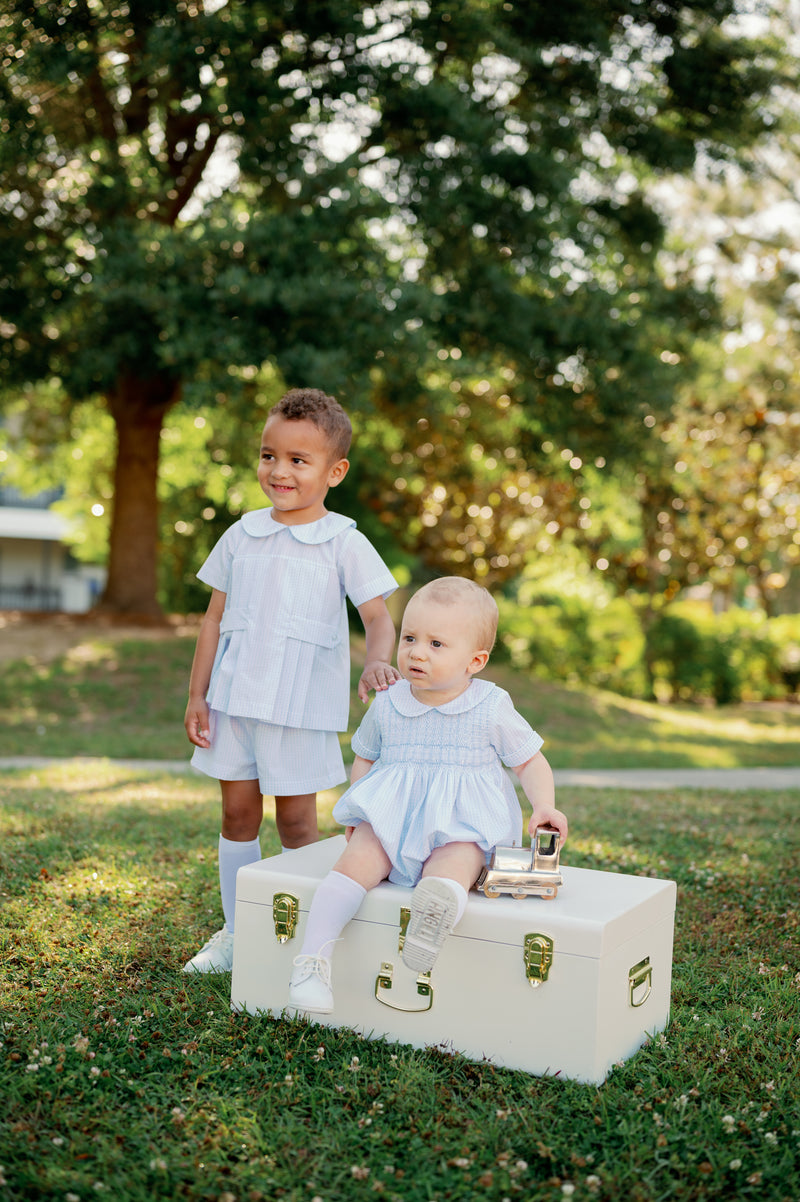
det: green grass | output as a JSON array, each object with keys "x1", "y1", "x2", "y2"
[
  {"x1": 1, "y1": 634, "x2": 800, "y2": 767},
  {"x1": 1, "y1": 763, "x2": 799, "y2": 1201}
]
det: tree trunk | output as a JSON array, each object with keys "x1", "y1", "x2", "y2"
[{"x1": 96, "y1": 376, "x2": 181, "y2": 619}]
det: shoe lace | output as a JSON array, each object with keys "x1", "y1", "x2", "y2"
[
  {"x1": 292, "y1": 952, "x2": 333, "y2": 985},
  {"x1": 203, "y1": 927, "x2": 232, "y2": 951}
]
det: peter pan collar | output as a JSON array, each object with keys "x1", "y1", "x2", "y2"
[
  {"x1": 240, "y1": 508, "x2": 356, "y2": 544},
  {"x1": 388, "y1": 677, "x2": 494, "y2": 717}
]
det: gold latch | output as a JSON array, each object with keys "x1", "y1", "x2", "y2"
[
  {"x1": 375, "y1": 961, "x2": 434, "y2": 1012},
  {"x1": 272, "y1": 892, "x2": 299, "y2": 943},
  {"x1": 524, "y1": 932, "x2": 554, "y2": 988},
  {"x1": 629, "y1": 956, "x2": 653, "y2": 1008}
]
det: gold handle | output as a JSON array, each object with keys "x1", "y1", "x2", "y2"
[
  {"x1": 629, "y1": 956, "x2": 653, "y2": 1007},
  {"x1": 374, "y1": 961, "x2": 434, "y2": 1013}
]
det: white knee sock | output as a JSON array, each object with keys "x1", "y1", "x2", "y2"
[
  {"x1": 423, "y1": 877, "x2": 469, "y2": 925},
  {"x1": 300, "y1": 870, "x2": 367, "y2": 957},
  {"x1": 218, "y1": 834, "x2": 262, "y2": 934}
]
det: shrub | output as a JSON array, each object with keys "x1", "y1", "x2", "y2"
[
  {"x1": 499, "y1": 587, "x2": 800, "y2": 704},
  {"x1": 497, "y1": 590, "x2": 646, "y2": 697}
]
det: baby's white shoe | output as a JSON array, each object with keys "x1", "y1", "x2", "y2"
[
  {"x1": 289, "y1": 953, "x2": 334, "y2": 1014},
  {"x1": 402, "y1": 878, "x2": 459, "y2": 972}
]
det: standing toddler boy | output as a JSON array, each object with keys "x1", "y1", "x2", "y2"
[{"x1": 183, "y1": 388, "x2": 399, "y2": 972}]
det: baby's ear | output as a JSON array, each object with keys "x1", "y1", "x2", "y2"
[{"x1": 469, "y1": 649, "x2": 490, "y2": 675}]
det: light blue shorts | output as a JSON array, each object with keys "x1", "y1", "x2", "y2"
[{"x1": 191, "y1": 709, "x2": 346, "y2": 795}]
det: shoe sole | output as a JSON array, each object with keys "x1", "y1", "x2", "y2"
[
  {"x1": 182, "y1": 961, "x2": 233, "y2": 974},
  {"x1": 402, "y1": 878, "x2": 458, "y2": 972},
  {"x1": 288, "y1": 998, "x2": 334, "y2": 1015},
  {"x1": 288, "y1": 985, "x2": 334, "y2": 1014}
]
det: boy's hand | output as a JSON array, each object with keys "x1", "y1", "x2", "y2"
[
  {"x1": 358, "y1": 661, "x2": 401, "y2": 703},
  {"x1": 185, "y1": 698, "x2": 212, "y2": 748},
  {"x1": 527, "y1": 806, "x2": 569, "y2": 846}
]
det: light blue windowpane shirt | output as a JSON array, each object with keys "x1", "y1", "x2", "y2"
[{"x1": 198, "y1": 509, "x2": 398, "y2": 732}]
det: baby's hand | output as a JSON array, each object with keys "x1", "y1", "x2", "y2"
[
  {"x1": 528, "y1": 806, "x2": 569, "y2": 846},
  {"x1": 358, "y1": 661, "x2": 401, "y2": 703}
]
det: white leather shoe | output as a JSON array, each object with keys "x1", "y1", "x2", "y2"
[
  {"x1": 182, "y1": 925, "x2": 234, "y2": 974},
  {"x1": 402, "y1": 879, "x2": 458, "y2": 972},
  {"x1": 288, "y1": 954, "x2": 334, "y2": 1014}
]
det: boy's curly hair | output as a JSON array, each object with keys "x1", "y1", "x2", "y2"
[{"x1": 269, "y1": 388, "x2": 352, "y2": 461}]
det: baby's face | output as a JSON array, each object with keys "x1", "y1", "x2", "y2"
[{"x1": 398, "y1": 596, "x2": 487, "y2": 703}]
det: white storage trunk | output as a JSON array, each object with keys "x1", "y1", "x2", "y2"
[{"x1": 231, "y1": 836, "x2": 677, "y2": 1085}]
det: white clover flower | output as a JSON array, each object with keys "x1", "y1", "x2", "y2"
[
  {"x1": 722, "y1": 1115, "x2": 736, "y2": 1133},
  {"x1": 729, "y1": 1159, "x2": 742, "y2": 1170}
]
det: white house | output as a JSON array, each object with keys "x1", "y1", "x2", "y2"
[{"x1": 0, "y1": 489, "x2": 105, "y2": 612}]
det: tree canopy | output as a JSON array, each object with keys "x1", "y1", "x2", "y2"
[{"x1": 0, "y1": 0, "x2": 779, "y2": 614}]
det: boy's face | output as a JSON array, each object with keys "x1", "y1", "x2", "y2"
[
  {"x1": 258, "y1": 415, "x2": 349, "y2": 525},
  {"x1": 397, "y1": 595, "x2": 489, "y2": 707}
]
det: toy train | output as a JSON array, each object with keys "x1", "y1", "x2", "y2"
[{"x1": 475, "y1": 826, "x2": 564, "y2": 900}]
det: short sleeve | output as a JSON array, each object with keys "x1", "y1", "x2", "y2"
[
  {"x1": 196, "y1": 522, "x2": 241, "y2": 594},
  {"x1": 490, "y1": 689, "x2": 544, "y2": 768},
  {"x1": 338, "y1": 529, "x2": 398, "y2": 608},
  {"x1": 350, "y1": 693, "x2": 385, "y2": 761}
]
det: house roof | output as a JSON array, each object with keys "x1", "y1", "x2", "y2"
[{"x1": 0, "y1": 506, "x2": 69, "y2": 541}]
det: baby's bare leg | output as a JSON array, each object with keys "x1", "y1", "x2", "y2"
[
  {"x1": 333, "y1": 822, "x2": 393, "y2": 890},
  {"x1": 421, "y1": 841, "x2": 485, "y2": 892}
]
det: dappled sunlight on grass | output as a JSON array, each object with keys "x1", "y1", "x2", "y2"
[{"x1": 2, "y1": 762, "x2": 799, "y2": 1202}]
